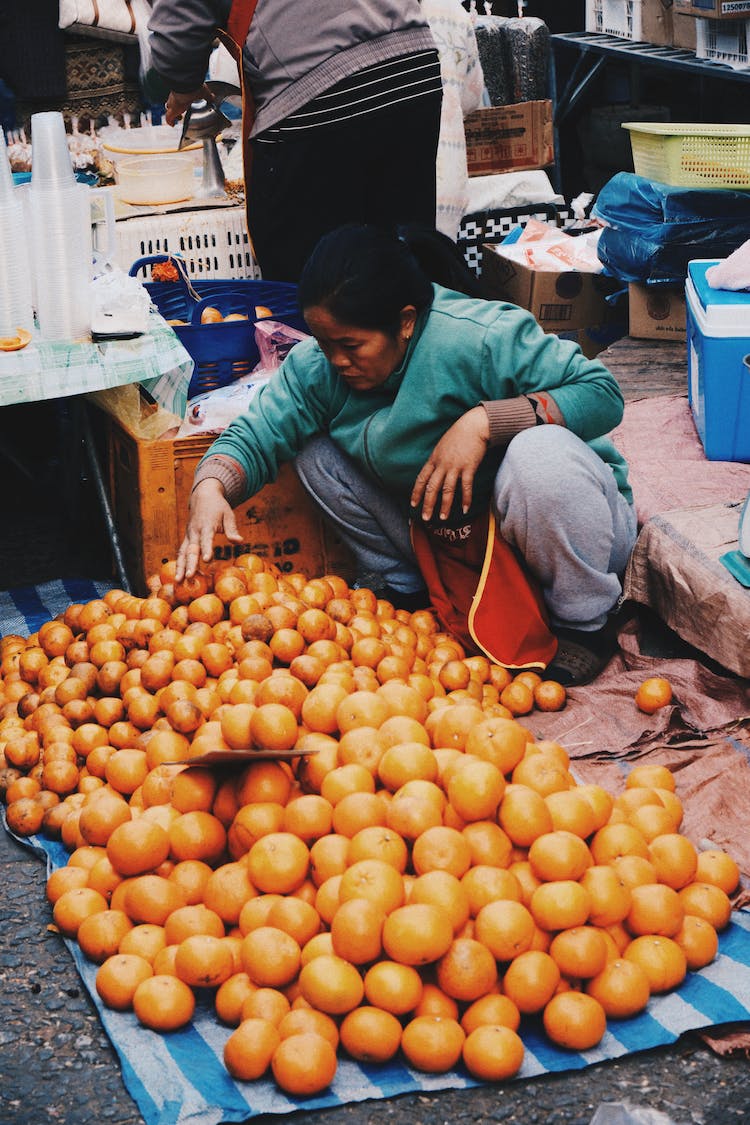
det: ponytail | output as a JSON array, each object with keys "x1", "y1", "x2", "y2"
[{"x1": 298, "y1": 223, "x2": 480, "y2": 337}]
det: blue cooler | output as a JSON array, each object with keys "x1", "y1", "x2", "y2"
[{"x1": 686, "y1": 259, "x2": 750, "y2": 462}]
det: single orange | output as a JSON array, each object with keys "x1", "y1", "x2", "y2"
[
  {"x1": 674, "y1": 914, "x2": 719, "y2": 971},
  {"x1": 95, "y1": 953, "x2": 153, "y2": 1010},
  {"x1": 624, "y1": 934, "x2": 687, "y2": 992},
  {"x1": 460, "y1": 993, "x2": 521, "y2": 1035},
  {"x1": 462, "y1": 1024, "x2": 525, "y2": 1081},
  {"x1": 586, "y1": 957, "x2": 651, "y2": 1018},
  {"x1": 677, "y1": 882, "x2": 732, "y2": 930},
  {"x1": 549, "y1": 926, "x2": 609, "y2": 980},
  {"x1": 174, "y1": 934, "x2": 234, "y2": 988},
  {"x1": 339, "y1": 1006, "x2": 403, "y2": 1063},
  {"x1": 435, "y1": 936, "x2": 498, "y2": 1002},
  {"x1": 362, "y1": 959, "x2": 423, "y2": 1015},
  {"x1": 330, "y1": 897, "x2": 385, "y2": 965},
  {"x1": 694, "y1": 849, "x2": 741, "y2": 895},
  {"x1": 297, "y1": 954, "x2": 365, "y2": 1015},
  {"x1": 400, "y1": 1015, "x2": 465, "y2": 1073},
  {"x1": 474, "y1": 899, "x2": 536, "y2": 962},
  {"x1": 382, "y1": 902, "x2": 454, "y2": 966},
  {"x1": 543, "y1": 990, "x2": 607, "y2": 1050},
  {"x1": 133, "y1": 974, "x2": 195, "y2": 1030},
  {"x1": 271, "y1": 1032, "x2": 338, "y2": 1096},
  {"x1": 634, "y1": 677, "x2": 673, "y2": 714},
  {"x1": 224, "y1": 1017, "x2": 281, "y2": 1080},
  {"x1": 626, "y1": 883, "x2": 684, "y2": 937}
]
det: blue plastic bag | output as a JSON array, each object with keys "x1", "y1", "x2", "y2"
[{"x1": 592, "y1": 172, "x2": 750, "y2": 284}]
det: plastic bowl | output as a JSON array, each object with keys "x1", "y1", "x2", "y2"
[
  {"x1": 116, "y1": 155, "x2": 195, "y2": 206},
  {"x1": 101, "y1": 124, "x2": 201, "y2": 160}
]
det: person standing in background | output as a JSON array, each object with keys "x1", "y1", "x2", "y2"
[
  {"x1": 147, "y1": 0, "x2": 443, "y2": 282},
  {"x1": 423, "y1": 0, "x2": 486, "y2": 240}
]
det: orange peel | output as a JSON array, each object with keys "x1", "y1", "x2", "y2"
[{"x1": 0, "y1": 328, "x2": 32, "y2": 352}]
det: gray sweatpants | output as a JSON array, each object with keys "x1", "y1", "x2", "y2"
[{"x1": 294, "y1": 426, "x2": 637, "y2": 632}]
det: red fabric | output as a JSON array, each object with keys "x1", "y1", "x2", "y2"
[
  {"x1": 225, "y1": 0, "x2": 258, "y2": 47},
  {"x1": 411, "y1": 512, "x2": 557, "y2": 670}
]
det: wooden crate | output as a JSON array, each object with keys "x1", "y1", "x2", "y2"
[{"x1": 102, "y1": 410, "x2": 354, "y2": 593}]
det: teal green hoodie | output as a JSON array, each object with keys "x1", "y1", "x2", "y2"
[{"x1": 204, "y1": 284, "x2": 632, "y2": 523}]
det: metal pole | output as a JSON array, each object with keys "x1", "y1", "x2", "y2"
[{"x1": 80, "y1": 405, "x2": 132, "y2": 593}]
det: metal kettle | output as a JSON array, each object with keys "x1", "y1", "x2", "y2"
[{"x1": 178, "y1": 81, "x2": 241, "y2": 199}]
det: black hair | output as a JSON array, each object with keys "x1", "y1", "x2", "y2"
[{"x1": 297, "y1": 223, "x2": 481, "y2": 337}]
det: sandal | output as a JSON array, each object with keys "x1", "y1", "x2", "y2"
[{"x1": 545, "y1": 624, "x2": 620, "y2": 687}]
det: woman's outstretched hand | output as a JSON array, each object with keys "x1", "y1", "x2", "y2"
[
  {"x1": 175, "y1": 479, "x2": 243, "y2": 581},
  {"x1": 410, "y1": 405, "x2": 489, "y2": 523}
]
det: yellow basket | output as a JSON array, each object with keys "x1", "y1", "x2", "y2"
[{"x1": 623, "y1": 122, "x2": 750, "y2": 190}]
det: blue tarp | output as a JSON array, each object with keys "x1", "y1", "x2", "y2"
[{"x1": 593, "y1": 172, "x2": 750, "y2": 285}]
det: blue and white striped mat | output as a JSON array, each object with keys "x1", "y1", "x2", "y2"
[
  {"x1": 0, "y1": 578, "x2": 112, "y2": 639},
  {"x1": 15, "y1": 831, "x2": 750, "y2": 1125}
]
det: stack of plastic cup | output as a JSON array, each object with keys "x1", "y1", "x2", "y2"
[
  {"x1": 0, "y1": 130, "x2": 34, "y2": 336},
  {"x1": 28, "y1": 112, "x2": 93, "y2": 341}
]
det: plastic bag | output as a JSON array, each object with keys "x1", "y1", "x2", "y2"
[
  {"x1": 592, "y1": 172, "x2": 750, "y2": 285},
  {"x1": 253, "y1": 319, "x2": 309, "y2": 374},
  {"x1": 90, "y1": 269, "x2": 152, "y2": 337},
  {"x1": 176, "y1": 373, "x2": 272, "y2": 438},
  {"x1": 588, "y1": 1102, "x2": 680, "y2": 1125},
  {"x1": 706, "y1": 237, "x2": 750, "y2": 290},
  {"x1": 498, "y1": 217, "x2": 604, "y2": 273}
]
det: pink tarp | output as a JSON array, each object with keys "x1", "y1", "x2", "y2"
[{"x1": 611, "y1": 394, "x2": 750, "y2": 525}]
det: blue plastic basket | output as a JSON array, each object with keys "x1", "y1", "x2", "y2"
[{"x1": 129, "y1": 254, "x2": 306, "y2": 398}]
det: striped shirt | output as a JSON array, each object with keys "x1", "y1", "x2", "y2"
[{"x1": 256, "y1": 49, "x2": 442, "y2": 141}]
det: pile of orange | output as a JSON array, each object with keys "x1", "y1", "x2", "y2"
[{"x1": 0, "y1": 556, "x2": 741, "y2": 1098}]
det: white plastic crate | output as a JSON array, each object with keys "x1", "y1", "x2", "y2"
[
  {"x1": 696, "y1": 17, "x2": 750, "y2": 68},
  {"x1": 585, "y1": 0, "x2": 645, "y2": 40},
  {"x1": 114, "y1": 207, "x2": 260, "y2": 278}
]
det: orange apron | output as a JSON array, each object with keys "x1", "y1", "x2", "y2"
[
  {"x1": 218, "y1": 0, "x2": 259, "y2": 255},
  {"x1": 411, "y1": 512, "x2": 558, "y2": 671}
]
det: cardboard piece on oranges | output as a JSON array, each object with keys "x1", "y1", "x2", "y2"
[{"x1": 176, "y1": 747, "x2": 318, "y2": 766}]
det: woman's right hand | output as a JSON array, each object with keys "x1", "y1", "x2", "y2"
[
  {"x1": 175, "y1": 479, "x2": 243, "y2": 581},
  {"x1": 164, "y1": 87, "x2": 206, "y2": 127}
]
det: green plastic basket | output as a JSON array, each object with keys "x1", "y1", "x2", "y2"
[{"x1": 623, "y1": 122, "x2": 750, "y2": 189}]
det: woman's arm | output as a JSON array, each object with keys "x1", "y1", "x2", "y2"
[
  {"x1": 148, "y1": 0, "x2": 231, "y2": 96},
  {"x1": 482, "y1": 309, "x2": 625, "y2": 441},
  {"x1": 175, "y1": 467, "x2": 244, "y2": 581},
  {"x1": 411, "y1": 306, "x2": 623, "y2": 522},
  {"x1": 175, "y1": 341, "x2": 342, "y2": 575}
]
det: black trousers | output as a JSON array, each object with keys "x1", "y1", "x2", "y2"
[{"x1": 246, "y1": 90, "x2": 443, "y2": 283}]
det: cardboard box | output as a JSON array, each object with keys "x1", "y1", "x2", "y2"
[
  {"x1": 640, "y1": 0, "x2": 678, "y2": 44},
  {"x1": 464, "y1": 101, "x2": 554, "y2": 177},
  {"x1": 101, "y1": 410, "x2": 354, "y2": 592},
  {"x1": 629, "y1": 282, "x2": 687, "y2": 341},
  {"x1": 480, "y1": 242, "x2": 623, "y2": 344},
  {"x1": 672, "y1": 11, "x2": 698, "y2": 48},
  {"x1": 674, "y1": 0, "x2": 750, "y2": 18}
]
